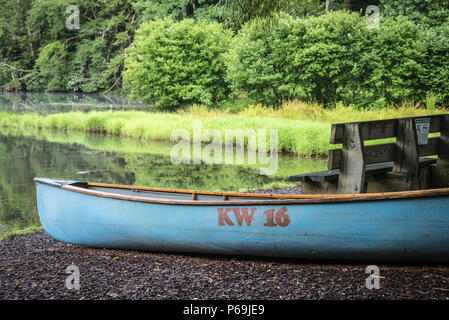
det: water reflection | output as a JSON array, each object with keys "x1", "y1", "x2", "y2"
[
  {"x1": 0, "y1": 133, "x2": 137, "y2": 235},
  {"x1": 0, "y1": 91, "x2": 147, "y2": 115},
  {"x1": 0, "y1": 92, "x2": 327, "y2": 238},
  {"x1": 0, "y1": 131, "x2": 327, "y2": 237}
]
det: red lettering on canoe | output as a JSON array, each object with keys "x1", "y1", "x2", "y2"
[
  {"x1": 275, "y1": 207, "x2": 290, "y2": 227},
  {"x1": 264, "y1": 207, "x2": 290, "y2": 227},
  {"x1": 263, "y1": 209, "x2": 277, "y2": 227},
  {"x1": 218, "y1": 208, "x2": 234, "y2": 226},
  {"x1": 218, "y1": 207, "x2": 289, "y2": 227},
  {"x1": 234, "y1": 207, "x2": 257, "y2": 226}
]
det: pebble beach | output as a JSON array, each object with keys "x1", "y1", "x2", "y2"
[{"x1": 1, "y1": 231, "x2": 449, "y2": 300}]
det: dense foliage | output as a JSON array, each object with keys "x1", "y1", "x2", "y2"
[
  {"x1": 0, "y1": 0, "x2": 139, "y2": 92},
  {"x1": 0, "y1": 0, "x2": 219, "y2": 92},
  {"x1": 381, "y1": 0, "x2": 449, "y2": 26},
  {"x1": 1, "y1": 0, "x2": 449, "y2": 109},
  {"x1": 226, "y1": 11, "x2": 432, "y2": 108},
  {"x1": 216, "y1": 0, "x2": 316, "y2": 28},
  {"x1": 366, "y1": 17, "x2": 427, "y2": 107},
  {"x1": 423, "y1": 22, "x2": 449, "y2": 104},
  {"x1": 123, "y1": 18, "x2": 232, "y2": 108},
  {"x1": 226, "y1": 12, "x2": 372, "y2": 106}
]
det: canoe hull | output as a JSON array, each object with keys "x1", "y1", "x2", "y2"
[{"x1": 36, "y1": 181, "x2": 449, "y2": 262}]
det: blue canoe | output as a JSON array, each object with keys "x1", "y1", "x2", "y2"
[{"x1": 34, "y1": 177, "x2": 449, "y2": 262}]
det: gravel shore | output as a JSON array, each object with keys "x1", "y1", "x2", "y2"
[{"x1": 1, "y1": 230, "x2": 449, "y2": 300}]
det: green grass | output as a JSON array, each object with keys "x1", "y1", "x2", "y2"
[
  {"x1": 0, "y1": 100, "x2": 446, "y2": 157},
  {"x1": 0, "y1": 224, "x2": 43, "y2": 241},
  {"x1": 0, "y1": 111, "x2": 331, "y2": 157}
]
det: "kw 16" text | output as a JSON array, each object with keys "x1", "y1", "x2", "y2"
[{"x1": 217, "y1": 207, "x2": 290, "y2": 227}]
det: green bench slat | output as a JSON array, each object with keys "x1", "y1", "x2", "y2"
[{"x1": 289, "y1": 158, "x2": 437, "y2": 183}]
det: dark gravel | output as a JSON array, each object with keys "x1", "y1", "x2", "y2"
[
  {"x1": 247, "y1": 185, "x2": 303, "y2": 196},
  {"x1": 1, "y1": 230, "x2": 449, "y2": 300}
]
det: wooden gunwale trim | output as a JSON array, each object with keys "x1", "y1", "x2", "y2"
[
  {"x1": 58, "y1": 183, "x2": 449, "y2": 206},
  {"x1": 86, "y1": 181, "x2": 310, "y2": 199}
]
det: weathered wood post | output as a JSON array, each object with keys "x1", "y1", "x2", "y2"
[
  {"x1": 337, "y1": 123, "x2": 366, "y2": 194},
  {"x1": 392, "y1": 118, "x2": 420, "y2": 190},
  {"x1": 437, "y1": 115, "x2": 449, "y2": 187}
]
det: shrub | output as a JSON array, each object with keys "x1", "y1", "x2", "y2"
[
  {"x1": 364, "y1": 16, "x2": 428, "y2": 108},
  {"x1": 227, "y1": 11, "x2": 429, "y2": 109},
  {"x1": 123, "y1": 18, "x2": 232, "y2": 109},
  {"x1": 227, "y1": 11, "x2": 374, "y2": 107},
  {"x1": 422, "y1": 23, "x2": 449, "y2": 105},
  {"x1": 381, "y1": 0, "x2": 449, "y2": 27}
]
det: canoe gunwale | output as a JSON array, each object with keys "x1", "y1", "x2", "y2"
[{"x1": 34, "y1": 177, "x2": 449, "y2": 206}]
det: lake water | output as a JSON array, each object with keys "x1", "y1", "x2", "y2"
[
  {"x1": 0, "y1": 92, "x2": 327, "y2": 237},
  {"x1": 0, "y1": 91, "x2": 147, "y2": 115}
]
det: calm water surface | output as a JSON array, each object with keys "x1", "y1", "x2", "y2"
[
  {"x1": 0, "y1": 91, "x2": 147, "y2": 114},
  {"x1": 0, "y1": 92, "x2": 326, "y2": 237}
]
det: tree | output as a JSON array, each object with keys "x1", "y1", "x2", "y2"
[
  {"x1": 0, "y1": 0, "x2": 33, "y2": 89},
  {"x1": 217, "y1": 0, "x2": 316, "y2": 27},
  {"x1": 131, "y1": 0, "x2": 219, "y2": 23},
  {"x1": 0, "y1": 0, "x2": 142, "y2": 92},
  {"x1": 381, "y1": 0, "x2": 449, "y2": 26}
]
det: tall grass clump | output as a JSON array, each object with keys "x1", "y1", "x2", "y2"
[
  {"x1": 105, "y1": 118, "x2": 125, "y2": 136},
  {"x1": 0, "y1": 224, "x2": 42, "y2": 241},
  {"x1": 238, "y1": 100, "x2": 446, "y2": 123},
  {"x1": 425, "y1": 93, "x2": 439, "y2": 111},
  {"x1": 0, "y1": 110, "x2": 331, "y2": 157},
  {"x1": 85, "y1": 114, "x2": 107, "y2": 133}
]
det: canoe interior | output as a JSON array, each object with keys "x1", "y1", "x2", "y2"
[
  {"x1": 34, "y1": 178, "x2": 289, "y2": 202},
  {"x1": 88, "y1": 185, "x2": 277, "y2": 202},
  {"x1": 33, "y1": 177, "x2": 449, "y2": 205}
]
